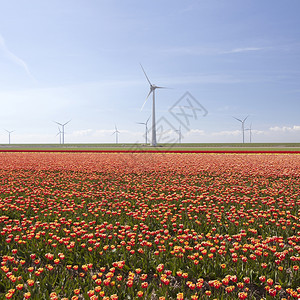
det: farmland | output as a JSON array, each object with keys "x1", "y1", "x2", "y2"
[
  {"x1": 0, "y1": 152, "x2": 299, "y2": 299},
  {"x1": 1, "y1": 143, "x2": 300, "y2": 152}
]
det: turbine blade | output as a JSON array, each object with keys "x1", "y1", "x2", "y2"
[
  {"x1": 233, "y1": 117, "x2": 242, "y2": 123},
  {"x1": 63, "y1": 119, "x2": 71, "y2": 126},
  {"x1": 243, "y1": 115, "x2": 249, "y2": 122},
  {"x1": 141, "y1": 90, "x2": 152, "y2": 111},
  {"x1": 140, "y1": 64, "x2": 152, "y2": 86},
  {"x1": 4, "y1": 129, "x2": 14, "y2": 133},
  {"x1": 146, "y1": 116, "x2": 150, "y2": 124},
  {"x1": 54, "y1": 121, "x2": 63, "y2": 126}
]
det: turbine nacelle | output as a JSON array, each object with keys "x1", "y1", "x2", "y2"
[
  {"x1": 150, "y1": 84, "x2": 164, "y2": 91},
  {"x1": 233, "y1": 116, "x2": 248, "y2": 124}
]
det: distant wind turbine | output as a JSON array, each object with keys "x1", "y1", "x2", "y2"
[
  {"x1": 54, "y1": 120, "x2": 71, "y2": 144},
  {"x1": 175, "y1": 125, "x2": 182, "y2": 144},
  {"x1": 140, "y1": 64, "x2": 168, "y2": 147},
  {"x1": 112, "y1": 125, "x2": 120, "y2": 144},
  {"x1": 233, "y1": 116, "x2": 249, "y2": 144},
  {"x1": 137, "y1": 116, "x2": 150, "y2": 144},
  {"x1": 56, "y1": 126, "x2": 62, "y2": 144},
  {"x1": 245, "y1": 123, "x2": 253, "y2": 143},
  {"x1": 4, "y1": 129, "x2": 14, "y2": 144}
]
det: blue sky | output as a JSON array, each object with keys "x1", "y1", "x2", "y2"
[{"x1": 0, "y1": 0, "x2": 299, "y2": 144}]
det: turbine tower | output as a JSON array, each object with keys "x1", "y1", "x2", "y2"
[
  {"x1": 112, "y1": 125, "x2": 120, "y2": 144},
  {"x1": 233, "y1": 116, "x2": 248, "y2": 144},
  {"x1": 54, "y1": 120, "x2": 71, "y2": 144},
  {"x1": 140, "y1": 64, "x2": 167, "y2": 147},
  {"x1": 137, "y1": 116, "x2": 150, "y2": 144},
  {"x1": 4, "y1": 129, "x2": 14, "y2": 144},
  {"x1": 175, "y1": 125, "x2": 182, "y2": 144}
]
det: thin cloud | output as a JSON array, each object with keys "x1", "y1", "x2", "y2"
[
  {"x1": 250, "y1": 129, "x2": 265, "y2": 135},
  {"x1": 161, "y1": 46, "x2": 264, "y2": 56},
  {"x1": 212, "y1": 130, "x2": 241, "y2": 136},
  {"x1": 270, "y1": 125, "x2": 300, "y2": 132},
  {"x1": 0, "y1": 34, "x2": 36, "y2": 81},
  {"x1": 163, "y1": 74, "x2": 242, "y2": 85},
  {"x1": 180, "y1": 3, "x2": 200, "y2": 13},
  {"x1": 161, "y1": 46, "x2": 217, "y2": 56},
  {"x1": 223, "y1": 47, "x2": 263, "y2": 54},
  {"x1": 187, "y1": 129, "x2": 205, "y2": 135},
  {"x1": 72, "y1": 129, "x2": 93, "y2": 137}
]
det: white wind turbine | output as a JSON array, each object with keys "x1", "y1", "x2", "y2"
[
  {"x1": 140, "y1": 64, "x2": 167, "y2": 147},
  {"x1": 56, "y1": 126, "x2": 62, "y2": 144},
  {"x1": 54, "y1": 120, "x2": 71, "y2": 144},
  {"x1": 137, "y1": 116, "x2": 150, "y2": 145},
  {"x1": 112, "y1": 125, "x2": 120, "y2": 144},
  {"x1": 233, "y1": 116, "x2": 249, "y2": 144},
  {"x1": 4, "y1": 129, "x2": 14, "y2": 144}
]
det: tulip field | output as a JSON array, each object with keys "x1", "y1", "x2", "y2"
[{"x1": 0, "y1": 152, "x2": 299, "y2": 300}]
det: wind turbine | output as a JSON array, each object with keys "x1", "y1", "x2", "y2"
[
  {"x1": 233, "y1": 116, "x2": 248, "y2": 144},
  {"x1": 4, "y1": 129, "x2": 14, "y2": 144},
  {"x1": 54, "y1": 120, "x2": 71, "y2": 144},
  {"x1": 140, "y1": 64, "x2": 167, "y2": 147},
  {"x1": 112, "y1": 125, "x2": 120, "y2": 144},
  {"x1": 245, "y1": 123, "x2": 253, "y2": 143},
  {"x1": 137, "y1": 116, "x2": 150, "y2": 144},
  {"x1": 56, "y1": 126, "x2": 62, "y2": 144},
  {"x1": 175, "y1": 125, "x2": 182, "y2": 144}
]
